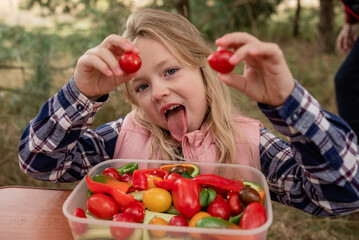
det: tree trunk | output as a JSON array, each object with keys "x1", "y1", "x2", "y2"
[
  {"x1": 293, "y1": 0, "x2": 301, "y2": 36},
  {"x1": 174, "y1": 0, "x2": 190, "y2": 20},
  {"x1": 318, "y1": 0, "x2": 335, "y2": 54}
]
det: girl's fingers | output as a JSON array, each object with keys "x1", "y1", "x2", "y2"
[
  {"x1": 100, "y1": 34, "x2": 139, "y2": 55},
  {"x1": 216, "y1": 32, "x2": 259, "y2": 50},
  {"x1": 217, "y1": 72, "x2": 246, "y2": 92},
  {"x1": 229, "y1": 42, "x2": 283, "y2": 66},
  {"x1": 87, "y1": 47, "x2": 123, "y2": 76},
  {"x1": 216, "y1": 33, "x2": 281, "y2": 66},
  {"x1": 246, "y1": 42, "x2": 284, "y2": 64},
  {"x1": 80, "y1": 54, "x2": 115, "y2": 77},
  {"x1": 228, "y1": 43, "x2": 258, "y2": 65}
]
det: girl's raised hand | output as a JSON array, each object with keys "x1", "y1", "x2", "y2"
[
  {"x1": 215, "y1": 32, "x2": 295, "y2": 107},
  {"x1": 74, "y1": 34, "x2": 140, "y2": 100}
]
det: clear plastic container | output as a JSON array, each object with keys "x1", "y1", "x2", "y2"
[{"x1": 63, "y1": 159, "x2": 273, "y2": 240}]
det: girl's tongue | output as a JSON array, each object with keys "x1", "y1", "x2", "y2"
[{"x1": 166, "y1": 106, "x2": 188, "y2": 142}]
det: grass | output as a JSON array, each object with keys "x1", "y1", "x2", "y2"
[{"x1": 270, "y1": 203, "x2": 359, "y2": 240}]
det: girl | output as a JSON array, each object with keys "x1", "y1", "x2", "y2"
[{"x1": 19, "y1": 8, "x2": 359, "y2": 216}]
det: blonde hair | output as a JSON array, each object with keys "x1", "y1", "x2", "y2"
[{"x1": 122, "y1": 8, "x2": 247, "y2": 164}]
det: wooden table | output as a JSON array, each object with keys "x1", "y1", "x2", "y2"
[{"x1": 0, "y1": 186, "x2": 74, "y2": 240}]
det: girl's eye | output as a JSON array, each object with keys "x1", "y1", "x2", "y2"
[
  {"x1": 165, "y1": 68, "x2": 178, "y2": 76},
  {"x1": 136, "y1": 84, "x2": 149, "y2": 92}
]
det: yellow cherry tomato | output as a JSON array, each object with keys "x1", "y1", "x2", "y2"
[
  {"x1": 143, "y1": 188, "x2": 172, "y2": 212},
  {"x1": 147, "y1": 176, "x2": 163, "y2": 189},
  {"x1": 149, "y1": 217, "x2": 168, "y2": 238}
]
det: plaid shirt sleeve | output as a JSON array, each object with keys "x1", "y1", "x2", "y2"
[
  {"x1": 258, "y1": 80, "x2": 359, "y2": 216},
  {"x1": 18, "y1": 77, "x2": 123, "y2": 182}
]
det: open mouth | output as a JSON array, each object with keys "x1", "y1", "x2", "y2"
[
  {"x1": 162, "y1": 104, "x2": 188, "y2": 142},
  {"x1": 164, "y1": 105, "x2": 183, "y2": 118}
]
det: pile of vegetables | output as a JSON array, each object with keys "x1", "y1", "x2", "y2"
[{"x1": 72, "y1": 162, "x2": 267, "y2": 239}]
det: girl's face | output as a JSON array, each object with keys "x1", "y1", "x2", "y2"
[{"x1": 130, "y1": 37, "x2": 208, "y2": 142}]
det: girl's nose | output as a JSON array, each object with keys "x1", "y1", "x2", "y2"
[{"x1": 152, "y1": 83, "x2": 170, "y2": 102}]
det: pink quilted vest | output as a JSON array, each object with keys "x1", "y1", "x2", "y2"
[{"x1": 113, "y1": 111, "x2": 262, "y2": 170}]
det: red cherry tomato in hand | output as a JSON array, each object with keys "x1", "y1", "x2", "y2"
[
  {"x1": 86, "y1": 193, "x2": 119, "y2": 219},
  {"x1": 208, "y1": 50, "x2": 235, "y2": 73},
  {"x1": 110, "y1": 212, "x2": 136, "y2": 240},
  {"x1": 72, "y1": 208, "x2": 87, "y2": 235},
  {"x1": 122, "y1": 200, "x2": 145, "y2": 223},
  {"x1": 102, "y1": 167, "x2": 121, "y2": 181},
  {"x1": 119, "y1": 52, "x2": 142, "y2": 73}
]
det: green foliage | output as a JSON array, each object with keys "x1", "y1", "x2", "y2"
[
  {"x1": 20, "y1": 0, "x2": 77, "y2": 15},
  {"x1": 258, "y1": 7, "x2": 321, "y2": 42},
  {"x1": 145, "y1": 0, "x2": 283, "y2": 40},
  {"x1": 191, "y1": 0, "x2": 283, "y2": 39}
]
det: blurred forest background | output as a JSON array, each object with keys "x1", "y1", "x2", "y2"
[{"x1": 1, "y1": 0, "x2": 359, "y2": 239}]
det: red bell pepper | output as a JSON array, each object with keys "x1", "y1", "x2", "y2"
[
  {"x1": 172, "y1": 178, "x2": 201, "y2": 219},
  {"x1": 153, "y1": 179, "x2": 173, "y2": 191},
  {"x1": 206, "y1": 195, "x2": 231, "y2": 221},
  {"x1": 239, "y1": 202, "x2": 267, "y2": 229},
  {"x1": 86, "y1": 175, "x2": 134, "y2": 207},
  {"x1": 139, "y1": 168, "x2": 169, "y2": 179},
  {"x1": 165, "y1": 172, "x2": 182, "y2": 181},
  {"x1": 92, "y1": 174, "x2": 130, "y2": 193},
  {"x1": 131, "y1": 169, "x2": 148, "y2": 191},
  {"x1": 193, "y1": 174, "x2": 244, "y2": 193},
  {"x1": 154, "y1": 173, "x2": 182, "y2": 191},
  {"x1": 102, "y1": 167, "x2": 121, "y2": 181}
]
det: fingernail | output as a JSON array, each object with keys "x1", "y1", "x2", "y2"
[
  {"x1": 115, "y1": 67, "x2": 122, "y2": 75},
  {"x1": 215, "y1": 38, "x2": 223, "y2": 45},
  {"x1": 106, "y1": 69, "x2": 113, "y2": 76},
  {"x1": 124, "y1": 42, "x2": 132, "y2": 50},
  {"x1": 229, "y1": 54, "x2": 238, "y2": 63},
  {"x1": 249, "y1": 48, "x2": 259, "y2": 54}
]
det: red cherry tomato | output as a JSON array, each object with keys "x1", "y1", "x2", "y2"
[
  {"x1": 206, "y1": 194, "x2": 231, "y2": 220},
  {"x1": 102, "y1": 167, "x2": 121, "y2": 181},
  {"x1": 169, "y1": 215, "x2": 188, "y2": 226},
  {"x1": 122, "y1": 200, "x2": 145, "y2": 223},
  {"x1": 119, "y1": 52, "x2": 142, "y2": 73},
  {"x1": 227, "y1": 191, "x2": 243, "y2": 215},
  {"x1": 165, "y1": 173, "x2": 182, "y2": 182},
  {"x1": 72, "y1": 208, "x2": 87, "y2": 235},
  {"x1": 110, "y1": 212, "x2": 136, "y2": 240},
  {"x1": 208, "y1": 49, "x2": 235, "y2": 73},
  {"x1": 86, "y1": 193, "x2": 119, "y2": 219},
  {"x1": 169, "y1": 215, "x2": 188, "y2": 237}
]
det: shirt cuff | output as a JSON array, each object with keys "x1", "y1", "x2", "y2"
[
  {"x1": 57, "y1": 76, "x2": 109, "y2": 122},
  {"x1": 258, "y1": 80, "x2": 321, "y2": 138}
]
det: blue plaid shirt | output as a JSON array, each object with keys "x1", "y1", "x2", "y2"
[{"x1": 18, "y1": 77, "x2": 359, "y2": 216}]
